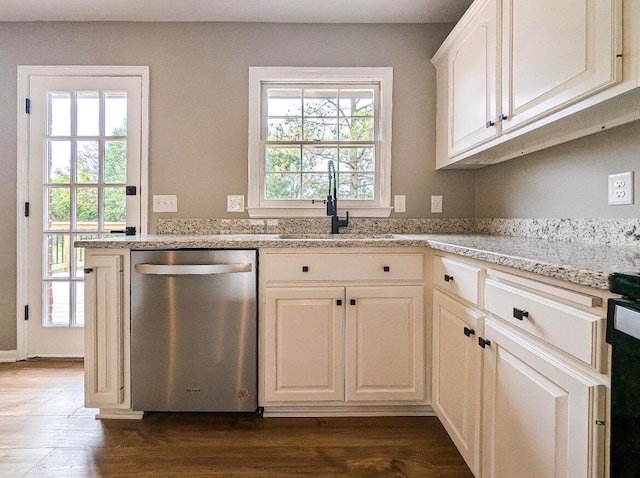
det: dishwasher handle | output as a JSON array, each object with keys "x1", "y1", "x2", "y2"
[{"x1": 134, "y1": 263, "x2": 252, "y2": 275}]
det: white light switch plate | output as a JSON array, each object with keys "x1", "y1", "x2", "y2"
[
  {"x1": 394, "y1": 195, "x2": 406, "y2": 213},
  {"x1": 153, "y1": 195, "x2": 178, "y2": 212},
  {"x1": 227, "y1": 195, "x2": 245, "y2": 212},
  {"x1": 431, "y1": 195, "x2": 443, "y2": 213}
]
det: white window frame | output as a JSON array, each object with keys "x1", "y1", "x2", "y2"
[{"x1": 248, "y1": 67, "x2": 393, "y2": 218}]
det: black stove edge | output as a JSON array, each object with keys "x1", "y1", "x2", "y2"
[{"x1": 609, "y1": 272, "x2": 640, "y2": 300}]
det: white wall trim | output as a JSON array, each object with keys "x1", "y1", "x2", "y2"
[
  {"x1": 16, "y1": 65, "x2": 149, "y2": 361},
  {"x1": 262, "y1": 405, "x2": 435, "y2": 417},
  {"x1": 246, "y1": 206, "x2": 393, "y2": 218},
  {"x1": 0, "y1": 350, "x2": 18, "y2": 363},
  {"x1": 16, "y1": 66, "x2": 30, "y2": 361}
]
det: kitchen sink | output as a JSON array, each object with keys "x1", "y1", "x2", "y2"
[{"x1": 277, "y1": 233, "x2": 396, "y2": 240}]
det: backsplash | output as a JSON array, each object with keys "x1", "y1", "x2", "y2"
[
  {"x1": 156, "y1": 217, "x2": 640, "y2": 247},
  {"x1": 475, "y1": 218, "x2": 640, "y2": 247}
]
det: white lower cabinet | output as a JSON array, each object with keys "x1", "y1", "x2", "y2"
[
  {"x1": 345, "y1": 286, "x2": 425, "y2": 402},
  {"x1": 431, "y1": 253, "x2": 609, "y2": 477},
  {"x1": 261, "y1": 249, "x2": 427, "y2": 413},
  {"x1": 432, "y1": 289, "x2": 483, "y2": 475},
  {"x1": 83, "y1": 249, "x2": 133, "y2": 414},
  {"x1": 264, "y1": 285, "x2": 425, "y2": 405},
  {"x1": 480, "y1": 319, "x2": 606, "y2": 478},
  {"x1": 264, "y1": 287, "x2": 345, "y2": 402}
]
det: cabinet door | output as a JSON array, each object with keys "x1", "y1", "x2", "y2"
[
  {"x1": 345, "y1": 286, "x2": 425, "y2": 402},
  {"x1": 501, "y1": 0, "x2": 619, "y2": 133},
  {"x1": 447, "y1": 0, "x2": 499, "y2": 156},
  {"x1": 84, "y1": 253, "x2": 125, "y2": 408},
  {"x1": 264, "y1": 287, "x2": 344, "y2": 402},
  {"x1": 432, "y1": 291, "x2": 483, "y2": 475},
  {"x1": 481, "y1": 319, "x2": 606, "y2": 478}
]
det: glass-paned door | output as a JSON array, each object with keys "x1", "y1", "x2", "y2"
[{"x1": 28, "y1": 76, "x2": 142, "y2": 357}]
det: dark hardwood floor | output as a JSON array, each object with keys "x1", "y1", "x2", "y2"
[{"x1": 0, "y1": 361, "x2": 473, "y2": 477}]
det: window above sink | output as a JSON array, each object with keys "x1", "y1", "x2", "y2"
[{"x1": 247, "y1": 67, "x2": 393, "y2": 218}]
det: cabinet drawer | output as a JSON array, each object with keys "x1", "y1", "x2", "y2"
[
  {"x1": 262, "y1": 252, "x2": 424, "y2": 283},
  {"x1": 433, "y1": 256, "x2": 482, "y2": 305},
  {"x1": 484, "y1": 278, "x2": 606, "y2": 371}
]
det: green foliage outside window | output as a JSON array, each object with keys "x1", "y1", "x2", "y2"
[
  {"x1": 264, "y1": 88, "x2": 376, "y2": 201},
  {"x1": 49, "y1": 123, "x2": 127, "y2": 225}
]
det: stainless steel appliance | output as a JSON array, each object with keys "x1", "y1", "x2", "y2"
[
  {"x1": 130, "y1": 249, "x2": 257, "y2": 412},
  {"x1": 606, "y1": 272, "x2": 640, "y2": 477}
]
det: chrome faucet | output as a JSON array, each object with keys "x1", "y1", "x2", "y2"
[{"x1": 327, "y1": 160, "x2": 349, "y2": 234}]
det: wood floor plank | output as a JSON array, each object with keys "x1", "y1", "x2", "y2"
[
  {"x1": 0, "y1": 362, "x2": 473, "y2": 477},
  {"x1": 0, "y1": 448, "x2": 54, "y2": 477}
]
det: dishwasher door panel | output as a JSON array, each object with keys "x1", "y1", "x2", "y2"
[{"x1": 130, "y1": 249, "x2": 257, "y2": 412}]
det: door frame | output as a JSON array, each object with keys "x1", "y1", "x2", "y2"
[{"x1": 16, "y1": 65, "x2": 149, "y2": 361}]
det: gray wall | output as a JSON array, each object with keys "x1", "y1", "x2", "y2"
[
  {"x1": 0, "y1": 21, "x2": 476, "y2": 351},
  {"x1": 476, "y1": 120, "x2": 640, "y2": 218},
  {"x1": 3, "y1": 21, "x2": 638, "y2": 353}
]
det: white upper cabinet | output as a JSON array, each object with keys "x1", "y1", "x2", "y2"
[
  {"x1": 500, "y1": 0, "x2": 619, "y2": 133},
  {"x1": 432, "y1": 0, "x2": 639, "y2": 169},
  {"x1": 448, "y1": 0, "x2": 499, "y2": 156}
]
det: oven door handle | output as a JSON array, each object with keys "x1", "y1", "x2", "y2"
[{"x1": 134, "y1": 263, "x2": 252, "y2": 275}]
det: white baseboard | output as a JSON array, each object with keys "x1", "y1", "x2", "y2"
[
  {"x1": 96, "y1": 409, "x2": 145, "y2": 420},
  {"x1": 262, "y1": 404, "x2": 435, "y2": 418},
  {"x1": 0, "y1": 350, "x2": 18, "y2": 362},
  {"x1": 27, "y1": 354, "x2": 84, "y2": 360}
]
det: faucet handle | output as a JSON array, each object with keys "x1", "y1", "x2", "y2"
[{"x1": 326, "y1": 196, "x2": 335, "y2": 216}]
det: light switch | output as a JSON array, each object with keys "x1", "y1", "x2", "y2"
[
  {"x1": 153, "y1": 195, "x2": 177, "y2": 213},
  {"x1": 431, "y1": 195, "x2": 443, "y2": 213},
  {"x1": 394, "y1": 195, "x2": 406, "y2": 213},
  {"x1": 227, "y1": 195, "x2": 245, "y2": 212}
]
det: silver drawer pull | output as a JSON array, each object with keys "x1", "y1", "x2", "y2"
[{"x1": 134, "y1": 263, "x2": 252, "y2": 275}]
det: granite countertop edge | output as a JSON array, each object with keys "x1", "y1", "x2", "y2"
[{"x1": 75, "y1": 234, "x2": 640, "y2": 291}]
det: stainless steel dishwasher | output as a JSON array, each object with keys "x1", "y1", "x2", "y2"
[{"x1": 130, "y1": 249, "x2": 257, "y2": 412}]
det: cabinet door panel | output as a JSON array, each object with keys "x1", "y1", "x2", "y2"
[
  {"x1": 432, "y1": 291, "x2": 482, "y2": 475},
  {"x1": 264, "y1": 287, "x2": 344, "y2": 402},
  {"x1": 482, "y1": 319, "x2": 606, "y2": 478},
  {"x1": 448, "y1": 0, "x2": 499, "y2": 156},
  {"x1": 345, "y1": 286, "x2": 425, "y2": 402},
  {"x1": 84, "y1": 253, "x2": 124, "y2": 408},
  {"x1": 502, "y1": 0, "x2": 619, "y2": 132}
]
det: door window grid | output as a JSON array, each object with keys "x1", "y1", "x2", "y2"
[{"x1": 42, "y1": 90, "x2": 127, "y2": 327}]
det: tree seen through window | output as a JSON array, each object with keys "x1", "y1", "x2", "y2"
[
  {"x1": 264, "y1": 87, "x2": 376, "y2": 201},
  {"x1": 49, "y1": 121, "x2": 127, "y2": 226}
]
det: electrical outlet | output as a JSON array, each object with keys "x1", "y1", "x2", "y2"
[
  {"x1": 608, "y1": 172, "x2": 634, "y2": 205},
  {"x1": 431, "y1": 195, "x2": 443, "y2": 213},
  {"x1": 394, "y1": 195, "x2": 406, "y2": 213},
  {"x1": 153, "y1": 195, "x2": 177, "y2": 212},
  {"x1": 227, "y1": 195, "x2": 245, "y2": 212}
]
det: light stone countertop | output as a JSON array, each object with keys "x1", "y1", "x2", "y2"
[{"x1": 75, "y1": 233, "x2": 640, "y2": 290}]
